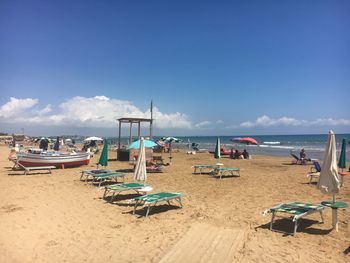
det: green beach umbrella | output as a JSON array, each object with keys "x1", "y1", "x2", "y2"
[
  {"x1": 214, "y1": 137, "x2": 221, "y2": 159},
  {"x1": 97, "y1": 139, "x2": 108, "y2": 167},
  {"x1": 338, "y1": 139, "x2": 346, "y2": 171}
]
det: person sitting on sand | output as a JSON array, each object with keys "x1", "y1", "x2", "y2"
[
  {"x1": 231, "y1": 149, "x2": 242, "y2": 159},
  {"x1": 242, "y1": 149, "x2": 249, "y2": 159},
  {"x1": 230, "y1": 148, "x2": 234, "y2": 159}
]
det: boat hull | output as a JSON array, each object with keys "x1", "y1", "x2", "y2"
[{"x1": 17, "y1": 152, "x2": 90, "y2": 168}]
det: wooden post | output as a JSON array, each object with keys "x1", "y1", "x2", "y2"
[
  {"x1": 138, "y1": 122, "x2": 141, "y2": 139},
  {"x1": 129, "y1": 122, "x2": 133, "y2": 144},
  {"x1": 150, "y1": 100, "x2": 153, "y2": 139},
  {"x1": 118, "y1": 121, "x2": 121, "y2": 150}
]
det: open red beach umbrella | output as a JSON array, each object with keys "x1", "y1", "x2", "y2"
[{"x1": 241, "y1": 137, "x2": 258, "y2": 145}]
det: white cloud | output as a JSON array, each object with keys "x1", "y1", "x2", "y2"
[
  {"x1": 0, "y1": 96, "x2": 192, "y2": 129},
  {"x1": 240, "y1": 115, "x2": 350, "y2": 128},
  {"x1": 151, "y1": 108, "x2": 192, "y2": 129},
  {"x1": 194, "y1": 120, "x2": 211, "y2": 128},
  {"x1": 0, "y1": 97, "x2": 38, "y2": 118},
  {"x1": 310, "y1": 118, "x2": 350, "y2": 126},
  {"x1": 36, "y1": 104, "x2": 52, "y2": 115},
  {"x1": 216, "y1": 120, "x2": 224, "y2": 124}
]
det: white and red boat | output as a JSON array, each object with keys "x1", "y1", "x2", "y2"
[{"x1": 16, "y1": 151, "x2": 90, "y2": 168}]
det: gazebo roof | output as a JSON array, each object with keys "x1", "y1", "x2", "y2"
[{"x1": 117, "y1": 117, "x2": 152, "y2": 123}]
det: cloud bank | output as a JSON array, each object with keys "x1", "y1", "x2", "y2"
[
  {"x1": 0, "y1": 96, "x2": 192, "y2": 129},
  {"x1": 1, "y1": 98, "x2": 349, "y2": 134},
  {"x1": 239, "y1": 115, "x2": 350, "y2": 128}
]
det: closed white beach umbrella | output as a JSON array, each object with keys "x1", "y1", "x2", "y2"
[
  {"x1": 134, "y1": 137, "x2": 147, "y2": 183},
  {"x1": 318, "y1": 130, "x2": 340, "y2": 195},
  {"x1": 318, "y1": 130, "x2": 347, "y2": 231}
]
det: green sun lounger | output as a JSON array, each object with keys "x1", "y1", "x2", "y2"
[
  {"x1": 133, "y1": 192, "x2": 184, "y2": 217},
  {"x1": 211, "y1": 167, "x2": 240, "y2": 179},
  {"x1": 81, "y1": 170, "x2": 125, "y2": 187},
  {"x1": 80, "y1": 169, "x2": 116, "y2": 181},
  {"x1": 263, "y1": 202, "x2": 325, "y2": 235},
  {"x1": 103, "y1": 182, "x2": 151, "y2": 202},
  {"x1": 192, "y1": 164, "x2": 222, "y2": 174}
]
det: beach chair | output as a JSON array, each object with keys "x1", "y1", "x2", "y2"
[
  {"x1": 80, "y1": 170, "x2": 126, "y2": 187},
  {"x1": 263, "y1": 202, "x2": 325, "y2": 236},
  {"x1": 192, "y1": 164, "x2": 223, "y2": 174},
  {"x1": 103, "y1": 182, "x2": 152, "y2": 202},
  {"x1": 307, "y1": 161, "x2": 321, "y2": 183},
  {"x1": 146, "y1": 165, "x2": 164, "y2": 173},
  {"x1": 80, "y1": 169, "x2": 115, "y2": 181},
  {"x1": 290, "y1": 153, "x2": 304, "y2": 165},
  {"x1": 8, "y1": 156, "x2": 56, "y2": 176},
  {"x1": 152, "y1": 155, "x2": 165, "y2": 165},
  {"x1": 211, "y1": 167, "x2": 240, "y2": 179},
  {"x1": 290, "y1": 153, "x2": 317, "y2": 165},
  {"x1": 133, "y1": 192, "x2": 184, "y2": 217}
]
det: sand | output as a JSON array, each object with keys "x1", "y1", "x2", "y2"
[{"x1": 0, "y1": 145, "x2": 349, "y2": 263}]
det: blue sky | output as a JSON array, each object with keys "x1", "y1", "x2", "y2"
[{"x1": 0, "y1": 0, "x2": 349, "y2": 136}]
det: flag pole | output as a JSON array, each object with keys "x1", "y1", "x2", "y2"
[{"x1": 150, "y1": 100, "x2": 153, "y2": 139}]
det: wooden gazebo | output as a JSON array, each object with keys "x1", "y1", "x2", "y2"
[{"x1": 116, "y1": 117, "x2": 153, "y2": 161}]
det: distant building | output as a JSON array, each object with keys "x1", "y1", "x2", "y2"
[
  {"x1": 0, "y1": 135, "x2": 13, "y2": 144},
  {"x1": 13, "y1": 134, "x2": 26, "y2": 141}
]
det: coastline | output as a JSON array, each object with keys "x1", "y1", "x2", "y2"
[{"x1": 0, "y1": 145, "x2": 349, "y2": 262}]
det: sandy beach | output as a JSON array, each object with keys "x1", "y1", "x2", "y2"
[{"x1": 0, "y1": 145, "x2": 349, "y2": 263}]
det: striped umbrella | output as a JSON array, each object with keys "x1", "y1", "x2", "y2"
[
  {"x1": 160, "y1": 137, "x2": 182, "y2": 143},
  {"x1": 160, "y1": 137, "x2": 182, "y2": 163}
]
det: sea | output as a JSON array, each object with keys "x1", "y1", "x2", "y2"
[{"x1": 106, "y1": 134, "x2": 350, "y2": 161}]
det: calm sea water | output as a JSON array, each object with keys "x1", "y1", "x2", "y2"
[{"x1": 107, "y1": 134, "x2": 350, "y2": 161}]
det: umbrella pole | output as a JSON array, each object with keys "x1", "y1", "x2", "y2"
[
  {"x1": 169, "y1": 142, "x2": 172, "y2": 164},
  {"x1": 331, "y1": 194, "x2": 338, "y2": 231},
  {"x1": 332, "y1": 208, "x2": 338, "y2": 231}
]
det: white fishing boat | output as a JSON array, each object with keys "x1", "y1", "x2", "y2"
[{"x1": 16, "y1": 151, "x2": 90, "y2": 168}]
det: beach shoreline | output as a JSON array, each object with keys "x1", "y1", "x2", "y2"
[{"x1": 0, "y1": 145, "x2": 349, "y2": 262}]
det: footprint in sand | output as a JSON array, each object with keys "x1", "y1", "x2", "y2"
[
  {"x1": 0, "y1": 204, "x2": 24, "y2": 213},
  {"x1": 46, "y1": 240, "x2": 59, "y2": 247}
]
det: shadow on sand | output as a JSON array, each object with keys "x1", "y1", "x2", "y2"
[{"x1": 256, "y1": 218, "x2": 332, "y2": 236}]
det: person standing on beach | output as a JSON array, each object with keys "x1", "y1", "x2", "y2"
[{"x1": 299, "y1": 148, "x2": 311, "y2": 164}]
